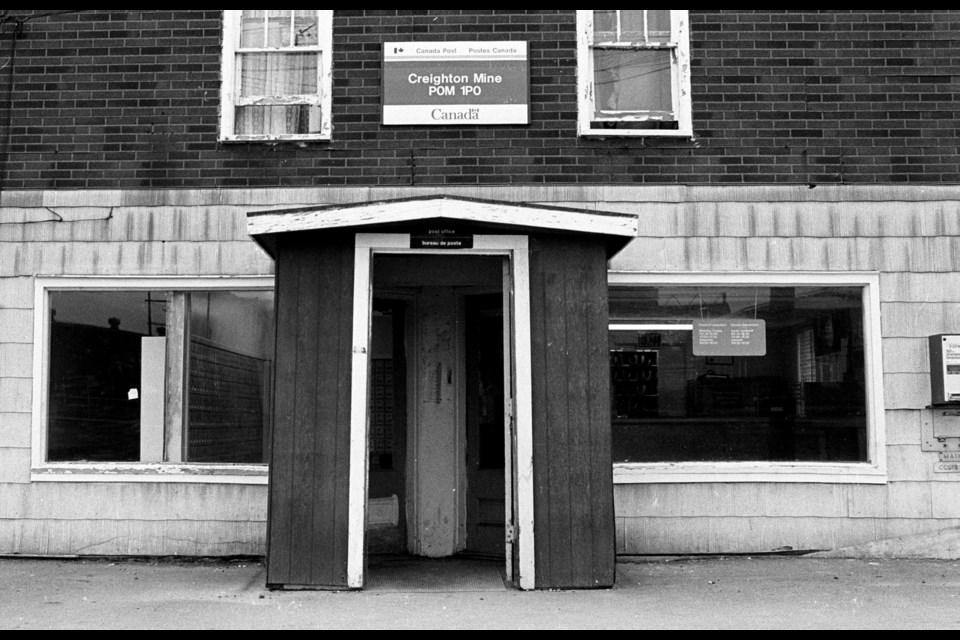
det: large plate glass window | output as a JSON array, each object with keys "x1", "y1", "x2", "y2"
[
  {"x1": 43, "y1": 286, "x2": 275, "y2": 466},
  {"x1": 577, "y1": 10, "x2": 692, "y2": 137},
  {"x1": 220, "y1": 10, "x2": 333, "y2": 141},
  {"x1": 609, "y1": 284, "x2": 873, "y2": 464}
]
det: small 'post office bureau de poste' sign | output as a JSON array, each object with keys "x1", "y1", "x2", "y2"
[
  {"x1": 410, "y1": 228, "x2": 474, "y2": 250},
  {"x1": 383, "y1": 41, "x2": 529, "y2": 126}
]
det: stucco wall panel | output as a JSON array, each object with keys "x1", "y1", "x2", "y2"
[{"x1": 0, "y1": 519, "x2": 266, "y2": 557}]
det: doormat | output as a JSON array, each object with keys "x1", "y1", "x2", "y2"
[{"x1": 365, "y1": 557, "x2": 508, "y2": 593}]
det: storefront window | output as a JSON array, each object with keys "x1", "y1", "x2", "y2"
[
  {"x1": 609, "y1": 285, "x2": 868, "y2": 464},
  {"x1": 46, "y1": 288, "x2": 275, "y2": 465},
  {"x1": 47, "y1": 291, "x2": 162, "y2": 462}
]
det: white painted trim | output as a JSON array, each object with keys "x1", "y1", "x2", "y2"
[
  {"x1": 348, "y1": 234, "x2": 535, "y2": 590},
  {"x1": 249, "y1": 198, "x2": 639, "y2": 239},
  {"x1": 608, "y1": 271, "x2": 888, "y2": 485},
  {"x1": 219, "y1": 10, "x2": 239, "y2": 142},
  {"x1": 347, "y1": 245, "x2": 373, "y2": 590},
  {"x1": 31, "y1": 282, "x2": 48, "y2": 472},
  {"x1": 509, "y1": 239, "x2": 536, "y2": 591},
  {"x1": 610, "y1": 271, "x2": 883, "y2": 287},
  {"x1": 863, "y1": 272, "x2": 889, "y2": 477},
  {"x1": 34, "y1": 276, "x2": 275, "y2": 291},
  {"x1": 577, "y1": 128, "x2": 695, "y2": 139},
  {"x1": 674, "y1": 10, "x2": 693, "y2": 139},
  {"x1": 31, "y1": 276, "x2": 275, "y2": 480},
  {"x1": 317, "y1": 9, "x2": 334, "y2": 140},
  {"x1": 613, "y1": 464, "x2": 887, "y2": 485},
  {"x1": 31, "y1": 466, "x2": 268, "y2": 485},
  {"x1": 576, "y1": 10, "x2": 592, "y2": 138}
]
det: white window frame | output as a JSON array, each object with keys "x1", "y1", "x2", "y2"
[
  {"x1": 607, "y1": 271, "x2": 888, "y2": 485},
  {"x1": 31, "y1": 277, "x2": 275, "y2": 484},
  {"x1": 577, "y1": 9, "x2": 692, "y2": 138},
  {"x1": 220, "y1": 10, "x2": 334, "y2": 142}
]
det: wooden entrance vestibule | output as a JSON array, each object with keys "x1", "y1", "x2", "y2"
[{"x1": 247, "y1": 196, "x2": 637, "y2": 591}]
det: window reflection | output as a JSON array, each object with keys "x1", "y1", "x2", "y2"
[
  {"x1": 47, "y1": 290, "x2": 275, "y2": 465},
  {"x1": 610, "y1": 286, "x2": 868, "y2": 463}
]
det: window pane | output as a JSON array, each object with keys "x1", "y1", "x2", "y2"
[
  {"x1": 293, "y1": 11, "x2": 319, "y2": 47},
  {"x1": 240, "y1": 10, "x2": 265, "y2": 49},
  {"x1": 620, "y1": 11, "x2": 646, "y2": 42},
  {"x1": 594, "y1": 10, "x2": 618, "y2": 42},
  {"x1": 610, "y1": 286, "x2": 868, "y2": 464},
  {"x1": 185, "y1": 291, "x2": 275, "y2": 464},
  {"x1": 594, "y1": 10, "x2": 671, "y2": 43},
  {"x1": 239, "y1": 53, "x2": 318, "y2": 97},
  {"x1": 241, "y1": 10, "x2": 310, "y2": 49},
  {"x1": 47, "y1": 291, "x2": 170, "y2": 462},
  {"x1": 266, "y1": 10, "x2": 292, "y2": 48},
  {"x1": 593, "y1": 49, "x2": 673, "y2": 118},
  {"x1": 647, "y1": 10, "x2": 672, "y2": 40},
  {"x1": 235, "y1": 104, "x2": 323, "y2": 137}
]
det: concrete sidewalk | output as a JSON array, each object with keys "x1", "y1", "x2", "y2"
[{"x1": 2, "y1": 555, "x2": 959, "y2": 629}]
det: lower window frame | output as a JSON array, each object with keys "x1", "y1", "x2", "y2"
[
  {"x1": 31, "y1": 276, "x2": 275, "y2": 485},
  {"x1": 607, "y1": 271, "x2": 888, "y2": 485}
]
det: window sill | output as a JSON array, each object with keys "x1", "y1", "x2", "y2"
[
  {"x1": 579, "y1": 128, "x2": 694, "y2": 139},
  {"x1": 31, "y1": 463, "x2": 269, "y2": 485},
  {"x1": 219, "y1": 134, "x2": 332, "y2": 144},
  {"x1": 613, "y1": 462, "x2": 887, "y2": 485}
]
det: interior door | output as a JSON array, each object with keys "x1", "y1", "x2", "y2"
[
  {"x1": 501, "y1": 259, "x2": 519, "y2": 583},
  {"x1": 465, "y1": 294, "x2": 506, "y2": 558}
]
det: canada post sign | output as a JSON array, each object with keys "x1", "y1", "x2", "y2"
[{"x1": 383, "y1": 41, "x2": 529, "y2": 126}]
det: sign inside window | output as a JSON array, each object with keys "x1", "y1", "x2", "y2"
[
  {"x1": 383, "y1": 41, "x2": 530, "y2": 125},
  {"x1": 692, "y1": 320, "x2": 767, "y2": 357}
]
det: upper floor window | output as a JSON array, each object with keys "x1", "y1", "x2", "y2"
[
  {"x1": 577, "y1": 10, "x2": 692, "y2": 137},
  {"x1": 220, "y1": 10, "x2": 333, "y2": 142}
]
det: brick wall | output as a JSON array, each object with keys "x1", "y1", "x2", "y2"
[{"x1": 0, "y1": 10, "x2": 958, "y2": 189}]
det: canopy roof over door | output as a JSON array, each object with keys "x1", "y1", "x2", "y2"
[{"x1": 247, "y1": 195, "x2": 639, "y2": 258}]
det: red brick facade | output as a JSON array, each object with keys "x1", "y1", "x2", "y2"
[{"x1": 0, "y1": 10, "x2": 958, "y2": 189}]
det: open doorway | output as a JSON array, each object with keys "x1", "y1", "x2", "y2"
[{"x1": 365, "y1": 255, "x2": 507, "y2": 588}]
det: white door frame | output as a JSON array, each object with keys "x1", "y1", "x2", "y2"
[{"x1": 347, "y1": 233, "x2": 536, "y2": 590}]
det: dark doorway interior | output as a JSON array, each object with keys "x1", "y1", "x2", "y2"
[
  {"x1": 366, "y1": 255, "x2": 507, "y2": 573},
  {"x1": 464, "y1": 293, "x2": 506, "y2": 558},
  {"x1": 365, "y1": 298, "x2": 409, "y2": 555}
]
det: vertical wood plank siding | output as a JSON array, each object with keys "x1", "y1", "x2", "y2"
[
  {"x1": 530, "y1": 235, "x2": 616, "y2": 589},
  {"x1": 267, "y1": 233, "x2": 355, "y2": 589}
]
